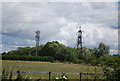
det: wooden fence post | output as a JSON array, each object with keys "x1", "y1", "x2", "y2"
[
  {"x1": 49, "y1": 72, "x2": 51, "y2": 81},
  {"x1": 79, "y1": 73, "x2": 82, "y2": 81}
]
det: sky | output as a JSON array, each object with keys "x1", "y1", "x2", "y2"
[{"x1": 1, "y1": 0, "x2": 119, "y2": 54}]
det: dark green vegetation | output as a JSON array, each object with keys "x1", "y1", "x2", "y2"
[
  {"x1": 103, "y1": 67, "x2": 120, "y2": 81},
  {"x1": 2, "y1": 41, "x2": 120, "y2": 80},
  {"x1": 2, "y1": 41, "x2": 120, "y2": 67}
]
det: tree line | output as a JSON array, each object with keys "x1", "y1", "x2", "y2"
[{"x1": 2, "y1": 41, "x2": 120, "y2": 67}]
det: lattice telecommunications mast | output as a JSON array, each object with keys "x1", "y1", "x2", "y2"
[
  {"x1": 35, "y1": 30, "x2": 40, "y2": 56},
  {"x1": 77, "y1": 26, "x2": 83, "y2": 53}
]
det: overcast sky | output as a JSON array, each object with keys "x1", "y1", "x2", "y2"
[{"x1": 1, "y1": 1, "x2": 119, "y2": 54}]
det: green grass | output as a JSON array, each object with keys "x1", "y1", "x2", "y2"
[{"x1": 2, "y1": 60, "x2": 103, "y2": 79}]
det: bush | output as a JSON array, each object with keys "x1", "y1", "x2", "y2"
[{"x1": 103, "y1": 67, "x2": 120, "y2": 81}]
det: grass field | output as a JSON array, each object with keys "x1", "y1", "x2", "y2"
[{"x1": 2, "y1": 60, "x2": 104, "y2": 79}]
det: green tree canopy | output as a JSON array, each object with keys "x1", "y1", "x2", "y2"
[{"x1": 94, "y1": 42, "x2": 110, "y2": 58}]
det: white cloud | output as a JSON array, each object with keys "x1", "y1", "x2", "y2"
[
  {"x1": 82, "y1": 23, "x2": 118, "y2": 49},
  {"x1": 1, "y1": 2, "x2": 118, "y2": 54},
  {"x1": 26, "y1": 39, "x2": 36, "y2": 45}
]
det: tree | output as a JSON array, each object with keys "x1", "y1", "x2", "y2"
[
  {"x1": 2, "y1": 52, "x2": 6, "y2": 55},
  {"x1": 94, "y1": 42, "x2": 109, "y2": 58}
]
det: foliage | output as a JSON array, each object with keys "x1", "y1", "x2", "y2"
[
  {"x1": 2, "y1": 55, "x2": 54, "y2": 62},
  {"x1": 102, "y1": 55, "x2": 120, "y2": 81},
  {"x1": 2, "y1": 69, "x2": 9, "y2": 79},
  {"x1": 2, "y1": 41, "x2": 120, "y2": 67},
  {"x1": 93, "y1": 67, "x2": 100, "y2": 80},
  {"x1": 94, "y1": 42, "x2": 109, "y2": 58},
  {"x1": 103, "y1": 67, "x2": 120, "y2": 81}
]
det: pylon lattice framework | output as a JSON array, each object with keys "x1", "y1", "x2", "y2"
[
  {"x1": 35, "y1": 30, "x2": 40, "y2": 56},
  {"x1": 77, "y1": 26, "x2": 82, "y2": 53}
]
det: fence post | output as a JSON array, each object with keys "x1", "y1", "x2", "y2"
[
  {"x1": 49, "y1": 72, "x2": 51, "y2": 81},
  {"x1": 79, "y1": 73, "x2": 82, "y2": 81}
]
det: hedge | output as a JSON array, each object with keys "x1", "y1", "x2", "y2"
[{"x1": 2, "y1": 55, "x2": 54, "y2": 62}]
